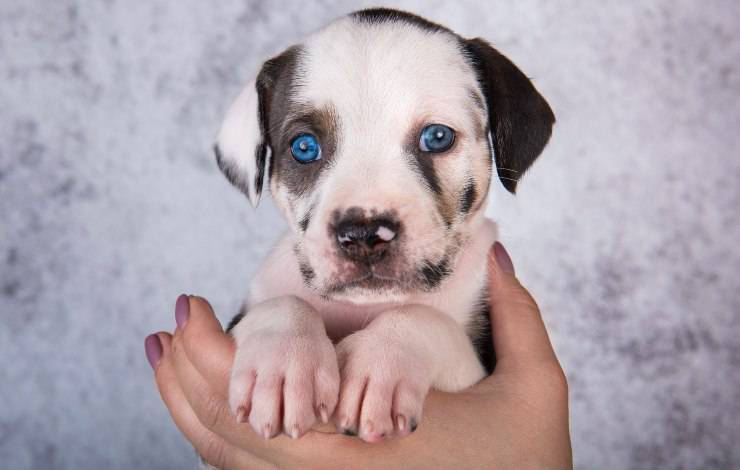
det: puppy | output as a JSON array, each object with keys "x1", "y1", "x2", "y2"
[{"x1": 214, "y1": 8, "x2": 554, "y2": 444}]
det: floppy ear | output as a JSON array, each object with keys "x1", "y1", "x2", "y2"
[
  {"x1": 464, "y1": 38, "x2": 555, "y2": 193},
  {"x1": 214, "y1": 78, "x2": 268, "y2": 207},
  {"x1": 215, "y1": 46, "x2": 300, "y2": 206}
]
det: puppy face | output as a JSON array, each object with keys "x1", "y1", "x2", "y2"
[{"x1": 216, "y1": 9, "x2": 554, "y2": 304}]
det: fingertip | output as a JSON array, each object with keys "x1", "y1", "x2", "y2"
[
  {"x1": 146, "y1": 332, "x2": 174, "y2": 370},
  {"x1": 175, "y1": 294, "x2": 190, "y2": 329},
  {"x1": 145, "y1": 334, "x2": 163, "y2": 370},
  {"x1": 190, "y1": 295, "x2": 216, "y2": 315},
  {"x1": 487, "y1": 242, "x2": 516, "y2": 298},
  {"x1": 492, "y1": 241, "x2": 515, "y2": 275},
  {"x1": 175, "y1": 297, "x2": 235, "y2": 394}
]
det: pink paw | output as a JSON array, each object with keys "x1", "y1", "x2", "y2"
[
  {"x1": 334, "y1": 328, "x2": 432, "y2": 442},
  {"x1": 229, "y1": 332, "x2": 339, "y2": 439}
]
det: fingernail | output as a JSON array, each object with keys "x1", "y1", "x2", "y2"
[
  {"x1": 342, "y1": 428, "x2": 357, "y2": 437},
  {"x1": 493, "y1": 241, "x2": 515, "y2": 275},
  {"x1": 396, "y1": 414, "x2": 406, "y2": 432},
  {"x1": 409, "y1": 417, "x2": 418, "y2": 433},
  {"x1": 144, "y1": 334, "x2": 162, "y2": 369},
  {"x1": 175, "y1": 294, "x2": 189, "y2": 329},
  {"x1": 289, "y1": 425, "x2": 300, "y2": 439},
  {"x1": 318, "y1": 404, "x2": 329, "y2": 424}
]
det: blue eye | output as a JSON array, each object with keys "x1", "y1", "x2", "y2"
[
  {"x1": 419, "y1": 124, "x2": 455, "y2": 153},
  {"x1": 290, "y1": 134, "x2": 321, "y2": 163}
]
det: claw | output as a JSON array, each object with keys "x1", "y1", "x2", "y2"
[
  {"x1": 235, "y1": 406, "x2": 247, "y2": 423},
  {"x1": 318, "y1": 404, "x2": 329, "y2": 424},
  {"x1": 396, "y1": 414, "x2": 406, "y2": 433}
]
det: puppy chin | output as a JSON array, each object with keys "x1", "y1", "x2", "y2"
[{"x1": 326, "y1": 284, "x2": 411, "y2": 305}]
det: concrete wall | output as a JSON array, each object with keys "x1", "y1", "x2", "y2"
[{"x1": 1, "y1": 1, "x2": 738, "y2": 468}]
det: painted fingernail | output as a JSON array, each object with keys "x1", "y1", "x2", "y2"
[
  {"x1": 144, "y1": 334, "x2": 162, "y2": 369},
  {"x1": 396, "y1": 414, "x2": 406, "y2": 432},
  {"x1": 318, "y1": 404, "x2": 329, "y2": 424},
  {"x1": 409, "y1": 417, "x2": 418, "y2": 433},
  {"x1": 175, "y1": 294, "x2": 189, "y2": 329},
  {"x1": 493, "y1": 241, "x2": 515, "y2": 275},
  {"x1": 342, "y1": 428, "x2": 357, "y2": 436}
]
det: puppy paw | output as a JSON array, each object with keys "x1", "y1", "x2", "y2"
[
  {"x1": 334, "y1": 327, "x2": 432, "y2": 442},
  {"x1": 228, "y1": 297, "x2": 339, "y2": 439}
]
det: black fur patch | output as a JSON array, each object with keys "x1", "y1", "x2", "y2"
[
  {"x1": 466, "y1": 286, "x2": 496, "y2": 374},
  {"x1": 298, "y1": 260, "x2": 316, "y2": 286},
  {"x1": 414, "y1": 153, "x2": 443, "y2": 196},
  {"x1": 298, "y1": 206, "x2": 312, "y2": 232},
  {"x1": 253, "y1": 46, "x2": 304, "y2": 197},
  {"x1": 420, "y1": 256, "x2": 451, "y2": 290},
  {"x1": 460, "y1": 181, "x2": 477, "y2": 214},
  {"x1": 226, "y1": 304, "x2": 248, "y2": 333},
  {"x1": 254, "y1": 141, "x2": 267, "y2": 200},
  {"x1": 473, "y1": 303, "x2": 496, "y2": 375},
  {"x1": 351, "y1": 8, "x2": 450, "y2": 34}
]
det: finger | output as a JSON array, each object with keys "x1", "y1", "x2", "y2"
[
  {"x1": 178, "y1": 295, "x2": 236, "y2": 397},
  {"x1": 152, "y1": 333, "x2": 247, "y2": 469},
  {"x1": 487, "y1": 242, "x2": 558, "y2": 369},
  {"x1": 171, "y1": 332, "x2": 237, "y2": 433}
]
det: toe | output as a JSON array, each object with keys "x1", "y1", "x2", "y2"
[
  {"x1": 392, "y1": 382, "x2": 425, "y2": 437},
  {"x1": 249, "y1": 374, "x2": 283, "y2": 438},
  {"x1": 282, "y1": 371, "x2": 316, "y2": 438},
  {"x1": 334, "y1": 376, "x2": 367, "y2": 436},
  {"x1": 359, "y1": 382, "x2": 394, "y2": 442}
]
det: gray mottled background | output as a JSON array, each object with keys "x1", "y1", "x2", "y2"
[{"x1": 1, "y1": 0, "x2": 739, "y2": 468}]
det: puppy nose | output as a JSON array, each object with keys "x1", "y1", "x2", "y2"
[{"x1": 335, "y1": 218, "x2": 398, "y2": 263}]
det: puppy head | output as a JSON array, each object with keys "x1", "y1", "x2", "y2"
[{"x1": 216, "y1": 8, "x2": 554, "y2": 303}]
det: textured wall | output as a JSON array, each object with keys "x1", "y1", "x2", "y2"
[{"x1": 1, "y1": 1, "x2": 739, "y2": 468}]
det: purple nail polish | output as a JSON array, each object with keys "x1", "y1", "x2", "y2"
[
  {"x1": 175, "y1": 294, "x2": 189, "y2": 328},
  {"x1": 493, "y1": 242, "x2": 515, "y2": 275},
  {"x1": 145, "y1": 334, "x2": 162, "y2": 369}
]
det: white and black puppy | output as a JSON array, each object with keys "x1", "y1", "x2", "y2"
[{"x1": 214, "y1": 8, "x2": 554, "y2": 443}]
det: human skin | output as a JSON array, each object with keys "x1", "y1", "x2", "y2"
[{"x1": 145, "y1": 242, "x2": 573, "y2": 469}]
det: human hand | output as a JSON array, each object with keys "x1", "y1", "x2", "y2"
[{"x1": 145, "y1": 242, "x2": 572, "y2": 469}]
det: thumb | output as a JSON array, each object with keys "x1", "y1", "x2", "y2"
[
  {"x1": 487, "y1": 242, "x2": 558, "y2": 370},
  {"x1": 177, "y1": 295, "x2": 235, "y2": 396}
]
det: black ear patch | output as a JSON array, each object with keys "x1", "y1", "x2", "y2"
[
  {"x1": 463, "y1": 38, "x2": 555, "y2": 193},
  {"x1": 251, "y1": 46, "x2": 302, "y2": 201}
]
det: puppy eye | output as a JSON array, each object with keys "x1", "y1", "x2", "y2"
[
  {"x1": 419, "y1": 124, "x2": 455, "y2": 153},
  {"x1": 290, "y1": 134, "x2": 321, "y2": 163}
]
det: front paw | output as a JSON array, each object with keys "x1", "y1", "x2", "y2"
[
  {"x1": 228, "y1": 297, "x2": 339, "y2": 439},
  {"x1": 334, "y1": 326, "x2": 433, "y2": 442}
]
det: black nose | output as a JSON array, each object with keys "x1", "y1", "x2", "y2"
[{"x1": 335, "y1": 218, "x2": 399, "y2": 263}]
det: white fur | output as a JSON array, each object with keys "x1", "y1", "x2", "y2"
[{"x1": 216, "y1": 79, "x2": 266, "y2": 206}]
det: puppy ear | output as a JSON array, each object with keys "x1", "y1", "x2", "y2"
[
  {"x1": 215, "y1": 47, "x2": 299, "y2": 207},
  {"x1": 214, "y1": 78, "x2": 268, "y2": 207},
  {"x1": 464, "y1": 38, "x2": 555, "y2": 193}
]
